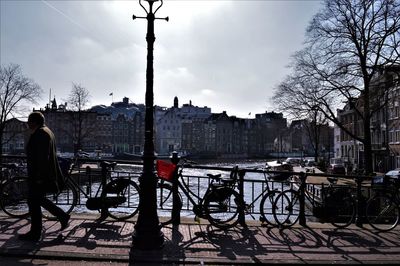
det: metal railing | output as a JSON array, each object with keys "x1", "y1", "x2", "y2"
[{"x1": 1, "y1": 155, "x2": 375, "y2": 227}]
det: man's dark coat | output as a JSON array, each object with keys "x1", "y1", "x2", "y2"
[{"x1": 26, "y1": 126, "x2": 63, "y2": 193}]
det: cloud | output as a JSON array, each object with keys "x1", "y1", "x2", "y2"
[{"x1": 0, "y1": 0, "x2": 322, "y2": 118}]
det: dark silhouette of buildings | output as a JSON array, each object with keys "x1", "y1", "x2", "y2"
[{"x1": 2, "y1": 96, "x2": 333, "y2": 160}]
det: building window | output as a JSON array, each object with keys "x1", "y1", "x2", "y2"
[{"x1": 389, "y1": 130, "x2": 394, "y2": 143}]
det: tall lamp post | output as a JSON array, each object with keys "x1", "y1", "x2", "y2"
[{"x1": 131, "y1": 0, "x2": 168, "y2": 250}]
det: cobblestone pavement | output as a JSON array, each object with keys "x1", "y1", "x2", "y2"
[{"x1": 1, "y1": 213, "x2": 400, "y2": 264}]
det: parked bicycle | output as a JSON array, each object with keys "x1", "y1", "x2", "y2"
[
  {"x1": 0, "y1": 163, "x2": 29, "y2": 218},
  {"x1": 0, "y1": 156, "x2": 140, "y2": 221},
  {"x1": 156, "y1": 160, "x2": 244, "y2": 229},
  {"x1": 365, "y1": 174, "x2": 400, "y2": 232},
  {"x1": 273, "y1": 175, "x2": 357, "y2": 228},
  {"x1": 50, "y1": 157, "x2": 140, "y2": 220}
]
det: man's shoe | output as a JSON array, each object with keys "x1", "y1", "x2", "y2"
[
  {"x1": 60, "y1": 214, "x2": 70, "y2": 230},
  {"x1": 18, "y1": 231, "x2": 41, "y2": 242}
]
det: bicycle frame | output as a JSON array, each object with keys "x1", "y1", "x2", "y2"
[
  {"x1": 67, "y1": 169, "x2": 104, "y2": 199},
  {"x1": 164, "y1": 164, "x2": 239, "y2": 218},
  {"x1": 284, "y1": 175, "x2": 342, "y2": 212},
  {"x1": 174, "y1": 166, "x2": 212, "y2": 214},
  {"x1": 243, "y1": 171, "x2": 280, "y2": 213},
  {"x1": 59, "y1": 157, "x2": 116, "y2": 205}
]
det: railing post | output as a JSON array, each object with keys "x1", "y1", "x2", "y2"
[
  {"x1": 170, "y1": 151, "x2": 181, "y2": 225},
  {"x1": 299, "y1": 172, "x2": 307, "y2": 226},
  {"x1": 100, "y1": 161, "x2": 108, "y2": 218},
  {"x1": 238, "y1": 168, "x2": 247, "y2": 227},
  {"x1": 355, "y1": 175, "x2": 364, "y2": 227},
  {"x1": 85, "y1": 165, "x2": 92, "y2": 195}
]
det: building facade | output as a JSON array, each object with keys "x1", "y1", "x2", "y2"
[
  {"x1": 3, "y1": 96, "x2": 335, "y2": 161},
  {"x1": 1, "y1": 118, "x2": 27, "y2": 155},
  {"x1": 336, "y1": 65, "x2": 400, "y2": 172}
]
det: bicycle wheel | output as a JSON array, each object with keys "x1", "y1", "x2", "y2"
[
  {"x1": 259, "y1": 190, "x2": 280, "y2": 226},
  {"x1": 42, "y1": 181, "x2": 78, "y2": 220},
  {"x1": 203, "y1": 187, "x2": 242, "y2": 229},
  {"x1": 327, "y1": 188, "x2": 356, "y2": 228},
  {"x1": 105, "y1": 178, "x2": 140, "y2": 220},
  {"x1": 273, "y1": 189, "x2": 300, "y2": 228},
  {"x1": 0, "y1": 176, "x2": 29, "y2": 218},
  {"x1": 366, "y1": 194, "x2": 400, "y2": 232},
  {"x1": 156, "y1": 182, "x2": 182, "y2": 226}
]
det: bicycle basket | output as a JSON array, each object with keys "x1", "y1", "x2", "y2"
[{"x1": 156, "y1": 160, "x2": 176, "y2": 182}]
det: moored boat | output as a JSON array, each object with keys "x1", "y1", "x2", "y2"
[{"x1": 265, "y1": 160, "x2": 293, "y2": 181}]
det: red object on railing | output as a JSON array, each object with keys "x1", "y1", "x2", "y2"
[{"x1": 156, "y1": 160, "x2": 176, "y2": 181}]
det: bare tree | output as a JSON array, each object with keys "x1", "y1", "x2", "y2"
[
  {"x1": 0, "y1": 63, "x2": 42, "y2": 157},
  {"x1": 273, "y1": 0, "x2": 400, "y2": 174},
  {"x1": 67, "y1": 83, "x2": 90, "y2": 112},
  {"x1": 273, "y1": 75, "x2": 331, "y2": 163},
  {"x1": 305, "y1": 108, "x2": 329, "y2": 163},
  {"x1": 66, "y1": 83, "x2": 91, "y2": 154}
]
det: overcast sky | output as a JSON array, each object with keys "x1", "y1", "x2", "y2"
[{"x1": 1, "y1": 0, "x2": 322, "y2": 118}]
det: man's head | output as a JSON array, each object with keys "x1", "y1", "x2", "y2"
[{"x1": 27, "y1": 111, "x2": 45, "y2": 131}]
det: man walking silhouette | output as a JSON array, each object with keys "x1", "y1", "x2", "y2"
[{"x1": 18, "y1": 111, "x2": 70, "y2": 242}]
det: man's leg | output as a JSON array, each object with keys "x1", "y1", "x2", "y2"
[
  {"x1": 41, "y1": 197, "x2": 70, "y2": 230},
  {"x1": 19, "y1": 189, "x2": 42, "y2": 241}
]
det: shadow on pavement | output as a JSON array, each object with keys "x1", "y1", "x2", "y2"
[{"x1": 1, "y1": 215, "x2": 400, "y2": 264}]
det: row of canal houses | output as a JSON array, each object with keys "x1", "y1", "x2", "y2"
[
  {"x1": 2, "y1": 95, "x2": 333, "y2": 159},
  {"x1": 335, "y1": 65, "x2": 400, "y2": 172}
]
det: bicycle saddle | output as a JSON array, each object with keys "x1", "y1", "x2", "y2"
[{"x1": 207, "y1": 173, "x2": 222, "y2": 181}]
